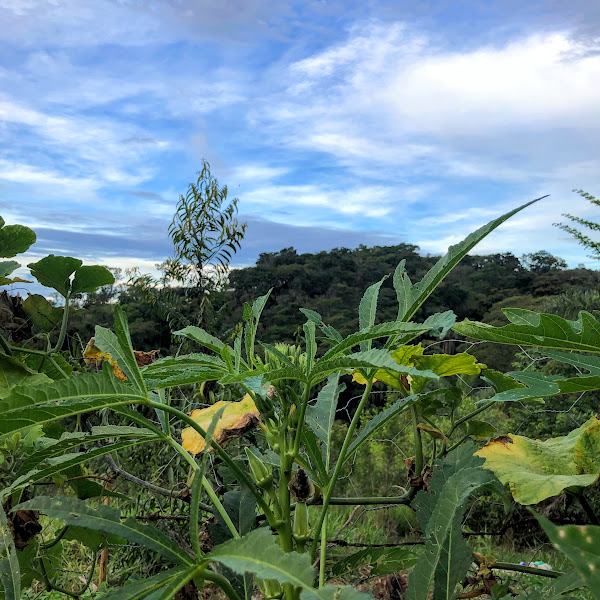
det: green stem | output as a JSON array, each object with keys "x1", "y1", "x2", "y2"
[
  {"x1": 189, "y1": 468, "x2": 203, "y2": 558},
  {"x1": 53, "y1": 294, "x2": 70, "y2": 353},
  {"x1": 147, "y1": 400, "x2": 276, "y2": 523},
  {"x1": 309, "y1": 379, "x2": 373, "y2": 561},
  {"x1": 203, "y1": 570, "x2": 243, "y2": 600},
  {"x1": 167, "y1": 437, "x2": 240, "y2": 540},
  {"x1": 0, "y1": 332, "x2": 12, "y2": 355},
  {"x1": 277, "y1": 433, "x2": 294, "y2": 552},
  {"x1": 410, "y1": 404, "x2": 423, "y2": 477},
  {"x1": 9, "y1": 344, "x2": 68, "y2": 378},
  {"x1": 292, "y1": 385, "x2": 311, "y2": 457},
  {"x1": 491, "y1": 561, "x2": 563, "y2": 579},
  {"x1": 203, "y1": 476, "x2": 240, "y2": 539},
  {"x1": 318, "y1": 515, "x2": 328, "y2": 587},
  {"x1": 40, "y1": 525, "x2": 69, "y2": 549},
  {"x1": 446, "y1": 434, "x2": 469, "y2": 454},
  {"x1": 448, "y1": 401, "x2": 494, "y2": 436}
]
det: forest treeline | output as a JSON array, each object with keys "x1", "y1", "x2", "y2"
[{"x1": 69, "y1": 244, "x2": 598, "y2": 372}]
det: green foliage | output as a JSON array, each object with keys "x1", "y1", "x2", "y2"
[
  {"x1": 4, "y1": 198, "x2": 596, "y2": 600},
  {"x1": 28, "y1": 255, "x2": 114, "y2": 298},
  {"x1": 476, "y1": 416, "x2": 600, "y2": 504},
  {"x1": 0, "y1": 503, "x2": 20, "y2": 600},
  {"x1": 0, "y1": 216, "x2": 35, "y2": 259},
  {"x1": 17, "y1": 496, "x2": 194, "y2": 566},
  {"x1": 536, "y1": 515, "x2": 600, "y2": 598},
  {"x1": 554, "y1": 189, "x2": 600, "y2": 260},
  {"x1": 407, "y1": 443, "x2": 496, "y2": 600},
  {"x1": 167, "y1": 159, "x2": 247, "y2": 290}
]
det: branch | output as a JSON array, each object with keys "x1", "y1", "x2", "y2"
[{"x1": 103, "y1": 454, "x2": 213, "y2": 513}]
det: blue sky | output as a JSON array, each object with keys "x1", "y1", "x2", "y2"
[{"x1": 1, "y1": 0, "x2": 600, "y2": 287}]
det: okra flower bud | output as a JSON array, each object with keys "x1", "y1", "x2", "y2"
[{"x1": 245, "y1": 447, "x2": 273, "y2": 488}]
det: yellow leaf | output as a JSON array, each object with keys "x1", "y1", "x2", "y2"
[
  {"x1": 182, "y1": 395, "x2": 260, "y2": 454},
  {"x1": 83, "y1": 337, "x2": 126, "y2": 380},
  {"x1": 352, "y1": 371, "x2": 377, "y2": 385},
  {"x1": 83, "y1": 337, "x2": 159, "y2": 381}
]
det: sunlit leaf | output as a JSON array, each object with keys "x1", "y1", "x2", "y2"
[
  {"x1": 476, "y1": 416, "x2": 600, "y2": 504},
  {"x1": 182, "y1": 394, "x2": 259, "y2": 454},
  {"x1": 413, "y1": 353, "x2": 486, "y2": 377}
]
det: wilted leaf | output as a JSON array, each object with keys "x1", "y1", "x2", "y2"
[
  {"x1": 84, "y1": 337, "x2": 159, "y2": 381},
  {"x1": 417, "y1": 423, "x2": 449, "y2": 444},
  {"x1": 182, "y1": 395, "x2": 259, "y2": 454},
  {"x1": 84, "y1": 337, "x2": 126, "y2": 380},
  {"x1": 476, "y1": 416, "x2": 600, "y2": 504}
]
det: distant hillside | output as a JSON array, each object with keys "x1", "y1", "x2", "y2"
[{"x1": 70, "y1": 244, "x2": 599, "y2": 372}]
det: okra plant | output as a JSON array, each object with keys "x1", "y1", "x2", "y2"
[{"x1": 1, "y1": 196, "x2": 599, "y2": 599}]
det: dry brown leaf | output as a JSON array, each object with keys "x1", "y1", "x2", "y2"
[{"x1": 182, "y1": 395, "x2": 260, "y2": 454}]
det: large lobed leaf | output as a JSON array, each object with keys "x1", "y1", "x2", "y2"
[
  {"x1": 407, "y1": 443, "x2": 495, "y2": 600},
  {"x1": 453, "y1": 309, "x2": 600, "y2": 353},
  {"x1": 209, "y1": 527, "x2": 373, "y2": 600},
  {"x1": 476, "y1": 416, "x2": 600, "y2": 504},
  {"x1": 16, "y1": 496, "x2": 193, "y2": 566},
  {"x1": 0, "y1": 369, "x2": 147, "y2": 440}
]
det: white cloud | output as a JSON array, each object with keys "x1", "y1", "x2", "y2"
[{"x1": 259, "y1": 22, "x2": 600, "y2": 183}]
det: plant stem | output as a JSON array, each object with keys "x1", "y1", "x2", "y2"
[
  {"x1": 53, "y1": 294, "x2": 70, "y2": 353},
  {"x1": 410, "y1": 404, "x2": 423, "y2": 477},
  {"x1": 292, "y1": 384, "x2": 311, "y2": 457},
  {"x1": 0, "y1": 332, "x2": 12, "y2": 355},
  {"x1": 318, "y1": 515, "x2": 327, "y2": 587},
  {"x1": 491, "y1": 561, "x2": 563, "y2": 579},
  {"x1": 448, "y1": 401, "x2": 494, "y2": 436},
  {"x1": 203, "y1": 570, "x2": 243, "y2": 600},
  {"x1": 309, "y1": 379, "x2": 373, "y2": 561},
  {"x1": 203, "y1": 475, "x2": 240, "y2": 539},
  {"x1": 167, "y1": 437, "x2": 240, "y2": 539},
  {"x1": 277, "y1": 433, "x2": 294, "y2": 552}
]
